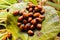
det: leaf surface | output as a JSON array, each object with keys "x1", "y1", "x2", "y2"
[
  {"x1": 28, "y1": 6, "x2": 60, "y2": 40},
  {"x1": 38, "y1": 6, "x2": 60, "y2": 40}
]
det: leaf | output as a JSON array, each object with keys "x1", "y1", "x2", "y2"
[
  {"x1": 0, "y1": 5, "x2": 9, "y2": 9},
  {"x1": 6, "y1": 2, "x2": 60, "y2": 40},
  {"x1": 5, "y1": 0, "x2": 17, "y2": 4},
  {"x1": 0, "y1": 12, "x2": 8, "y2": 18},
  {"x1": 0, "y1": 12, "x2": 7, "y2": 40},
  {"x1": 57, "y1": 11, "x2": 60, "y2": 17},
  {"x1": 29, "y1": 0, "x2": 38, "y2": 5},
  {"x1": 0, "y1": 12, "x2": 8, "y2": 28},
  {"x1": 28, "y1": 6, "x2": 60, "y2": 40},
  {"x1": 0, "y1": 0, "x2": 17, "y2": 9},
  {"x1": 49, "y1": 0, "x2": 60, "y2": 4},
  {"x1": 23, "y1": 0, "x2": 38, "y2": 5},
  {"x1": 0, "y1": 0, "x2": 11, "y2": 5},
  {"x1": 46, "y1": 1, "x2": 60, "y2": 10},
  {"x1": 23, "y1": 0, "x2": 29, "y2": 2},
  {"x1": 0, "y1": 0, "x2": 38, "y2": 9},
  {"x1": 6, "y1": 12, "x2": 28, "y2": 40},
  {"x1": 0, "y1": 0, "x2": 17, "y2": 5},
  {"x1": 0, "y1": 1, "x2": 60, "y2": 40},
  {"x1": 0, "y1": 2, "x2": 28, "y2": 40},
  {"x1": 8, "y1": 2, "x2": 27, "y2": 13},
  {"x1": 0, "y1": 29, "x2": 7, "y2": 40},
  {"x1": 5, "y1": 2, "x2": 28, "y2": 40},
  {"x1": 38, "y1": 6, "x2": 60, "y2": 40}
]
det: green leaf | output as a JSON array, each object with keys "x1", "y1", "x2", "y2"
[
  {"x1": 0, "y1": 29, "x2": 7, "y2": 40},
  {"x1": 0, "y1": 5, "x2": 9, "y2": 9},
  {"x1": 23, "y1": 0, "x2": 29, "y2": 2},
  {"x1": 0, "y1": 12, "x2": 8, "y2": 27},
  {"x1": 57, "y1": 11, "x2": 60, "y2": 16},
  {"x1": 23, "y1": 0, "x2": 38, "y2": 5},
  {"x1": 6, "y1": 12, "x2": 28, "y2": 40},
  {"x1": 0, "y1": 0, "x2": 17, "y2": 5},
  {"x1": 5, "y1": 0, "x2": 17, "y2": 4},
  {"x1": 0, "y1": 1, "x2": 60, "y2": 40},
  {"x1": 0, "y1": 0, "x2": 11, "y2": 5},
  {"x1": 0, "y1": 2, "x2": 28, "y2": 40},
  {"x1": 38, "y1": 6, "x2": 60, "y2": 40},
  {"x1": 46, "y1": 1, "x2": 60, "y2": 10},
  {"x1": 28, "y1": 6, "x2": 60, "y2": 40},
  {"x1": 29, "y1": 0, "x2": 38, "y2": 5},
  {"x1": 6, "y1": 2, "x2": 60, "y2": 40},
  {"x1": 0, "y1": 12, "x2": 7, "y2": 39},
  {"x1": 5, "y1": 2, "x2": 28, "y2": 40},
  {"x1": 29, "y1": 6, "x2": 60, "y2": 40},
  {"x1": 0, "y1": 12, "x2": 8, "y2": 18},
  {"x1": 49, "y1": 0, "x2": 60, "y2": 4},
  {"x1": 8, "y1": 2, "x2": 27, "y2": 13},
  {"x1": 0, "y1": 0, "x2": 17, "y2": 9}
]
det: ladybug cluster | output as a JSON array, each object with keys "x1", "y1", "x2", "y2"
[{"x1": 13, "y1": 2, "x2": 45, "y2": 36}]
